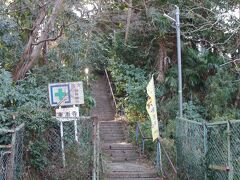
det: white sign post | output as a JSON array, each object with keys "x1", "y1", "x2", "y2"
[
  {"x1": 49, "y1": 81, "x2": 84, "y2": 167},
  {"x1": 60, "y1": 120, "x2": 65, "y2": 167},
  {"x1": 56, "y1": 106, "x2": 80, "y2": 143}
]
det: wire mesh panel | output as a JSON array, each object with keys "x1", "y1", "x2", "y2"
[
  {"x1": 177, "y1": 119, "x2": 240, "y2": 179},
  {"x1": 230, "y1": 121, "x2": 240, "y2": 180},
  {"x1": 45, "y1": 124, "x2": 62, "y2": 168},
  {"x1": 43, "y1": 117, "x2": 93, "y2": 179},
  {"x1": 176, "y1": 118, "x2": 205, "y2": 180},
  {"x1": 0, "y1": 124, "x2": 25, "y2": 180},
  {"x1": 207, "y1": 123, "x2": 228, "y2": 179},
  {"x1": 0, "y1": 150, "x2": 11, "y2": 180}
]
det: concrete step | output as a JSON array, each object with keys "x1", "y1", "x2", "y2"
[
  {"x1": 102, "y1": 138, "x2": 126, "y2": 142},
  {"x1": 100, "y1": 128, "x2": 124, "y2": 131},
  {"x1": 101, "y1": 135, "x2": 125, "y2": 139},
  {"x1": 105, "y1": 178, "x2": 161, "y2": 180},
  {"x1": 100, "y1": 122, "x2": 123, "y2": 126},
  {"x1": 105, "y1": 152, "x2": 139, "y2": 159},
  {"x1": 100, "y1": 129, "x2": 124, "y2": 133},
  {"x1": 104, "y1": 152, "x2": 138, "y2": 159},
  {"x1": 100, "y1": 129, "x2": 124, "y2": 132},
  {"x1": 105, "y1": 171, "x2": 158, "y2": 178},
  {"x1": 100, "y1": 121, "x2": 123, "y2": 125},
  {"x1": 103, "y1": 143, "x2": 134, "y2": 150},
  {"x1": 109, "y1": 157, "x2": 140, "y2": 162},
  {"x1": 103, "y1": 149, "x2": 137, "y2": 154}
]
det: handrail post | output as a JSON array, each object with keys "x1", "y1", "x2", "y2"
[
  {"x1": 136, "y1": 123, "x2": 139, "y2": 146},
  {"x1": 156, "y1": 139, "x2": 163, "y2": 174},
  {"x1": 142, "y1": 139, "x2": 145, "y2": 155}
]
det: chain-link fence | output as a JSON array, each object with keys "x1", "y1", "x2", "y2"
[
  {"x1": 42, "y1": 117, "x2": 94, "y2": 179},
  {"x1": 176, "y1": 118, "x2": 240, "y2": 180},
  {"x1": 0, "y1": 123, "x2": 25, "y2": 180}
]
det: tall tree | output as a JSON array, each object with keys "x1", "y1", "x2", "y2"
[{"x1": 12, "y1": 0, "x2": 64, "y2": 81}]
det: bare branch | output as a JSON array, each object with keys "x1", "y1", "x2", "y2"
[{"x1": 31, "y1": 24, "x2": 64, "y2": 46}]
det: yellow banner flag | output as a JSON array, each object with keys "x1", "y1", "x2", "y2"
[{"x1": 146, "y1": 76, "x2": 159, "y2": 141}]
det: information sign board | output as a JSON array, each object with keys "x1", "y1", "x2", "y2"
[{"x1": 48, "y1": 82, "x2": 84, "y2": 106}]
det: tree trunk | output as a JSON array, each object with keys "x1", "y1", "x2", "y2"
[
  {"x1": 13, "y1": 0, "x2": 64, "y2": 81},
  {"x1": 125, "y1": 0, "x2": 132, "y2": 44},
  {"x1": 156, "y1": 39, "x2": 168, "y2": 83}
]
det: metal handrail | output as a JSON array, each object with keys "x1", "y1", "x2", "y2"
[
  {"x1": 160, "y1": 140, "x2": 177, "y2": 177},
  {"x1": 136, "y1": 121, "x2": 177, "y2": 179},
  {"x1": 104, "y1": 69, "x2": 117, "y2": 110},
  {"x1": 136, "y1": 122, "x2": 151, "y2": 154}
]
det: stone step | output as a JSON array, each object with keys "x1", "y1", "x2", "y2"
[
  {"x1": 105, "y1": 152, "x2": 138, "y2": 158},
  {"x1": 109, "y1": 157, "x2": 140, "y2": 162},
  {"x1": 101, "y1": 120, "x2": 123, "y2": 123},
  {"x1": 100, "y1": 129, "x2": 124, "y2": 133},
  {"x1": 103, "y1": 149, "x2": 137, "y2": 154},
  {"x1": 96, "y1": 116, "x2": 115, "y2": 119},
  {"x1": 100, "y1": 128, "x2": 124, "y2": 131},
  {"x1": 104, "y1": 151, "x2": 138, "y2": 158},
  {"x1": 100, "y1": 123, "x2": 124, "y2": 126},
  {"x1": 105, "y1": 171, "x2": 158, "y2": 178},
  {"x1": 102, "y1": 138, "x2": 126, "y2": 142},
  {"x1": 100, "y1": 122, "x2": 123, "y2": 125},
  {"x1": 102, "y1": 140, "x2": 127, "y2": 143},
  {"x1": 100, "y1": 132, "x2": 124, "y2": 135},
  {"x1": 101, "y1": 135, "x2": 125, "y2": 139},
  {"x1": 103, "y1": 143, "x2": 134, "y2": 150},
  {"x1": 105, "y1": 178, "x2": 161, "y2": 180},
  {"x1": 100, "y1": 127, "x2": 124, "y2": 131}
]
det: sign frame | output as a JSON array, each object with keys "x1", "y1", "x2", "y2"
[{"x1": 48, "y1": 81, "x2": 84, "y2": 107}]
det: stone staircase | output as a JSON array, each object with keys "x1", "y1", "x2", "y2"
[
  {"x1": 91, "y1": 74, "x2": 160, "y2": 180},
  {"x1": 91, "y1": 75, "x2": 115, "y2": 121}
]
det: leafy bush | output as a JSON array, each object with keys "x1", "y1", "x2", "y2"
[{"x1": 0, "y1": 65, "x2": 95, "y2": 176}]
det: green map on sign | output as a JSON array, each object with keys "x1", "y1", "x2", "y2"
[{"x1": 55, "y1": 88, "x2": 66, "y2": 100}]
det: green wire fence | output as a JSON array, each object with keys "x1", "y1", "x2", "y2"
[{"x1": 176, "y1": 118, "x2": 240, "y2": 180}]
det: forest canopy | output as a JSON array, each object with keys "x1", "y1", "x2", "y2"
[{"x1": 0, "y1": 0, "x2": 239, "y2": 177}]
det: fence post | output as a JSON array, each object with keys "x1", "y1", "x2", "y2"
[
  {"x1": 203, "y1": 122, "x2": 208, "y2": 180},
  {"x1": 96, "y1": 121, "x2": 100, "y2": 180},
  {"x1": 60, "y1": 121, "x2": 66, "y2": 167},
  {"x1": 175, "y1": 117, "x2": 180, "y2": 179},
  {"x1": 227, "y1": 121, "x2": 233, "y2": 180},
  {"x1": 92, "y1": 118, "x2": 96, "y2": 180},
  {"x1": 8, "y1": 129, "x2": 16, "y2": 180}
]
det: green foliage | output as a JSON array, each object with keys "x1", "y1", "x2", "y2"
[
  {"x1": 183, "y1": 101, "x2": 205, "y2": 122},
  {"x1": 1, "y1": 0, "x2": 240, "y2": 178},
  {"x1": 204, "y1": 69, "x2": 239, "y2": 120},
  {"x1": 0, "y1": 65, "x2": 95, "y2": 174},
  {"x1": 0, "y1": 14, "x2": 23, "y2": 70},
  {"x1": 108, "y1": 59, "x2": 149, "y2": 121},
  {"x1": 0, "y1": 69, "x2": 18, "y2": 126}
]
